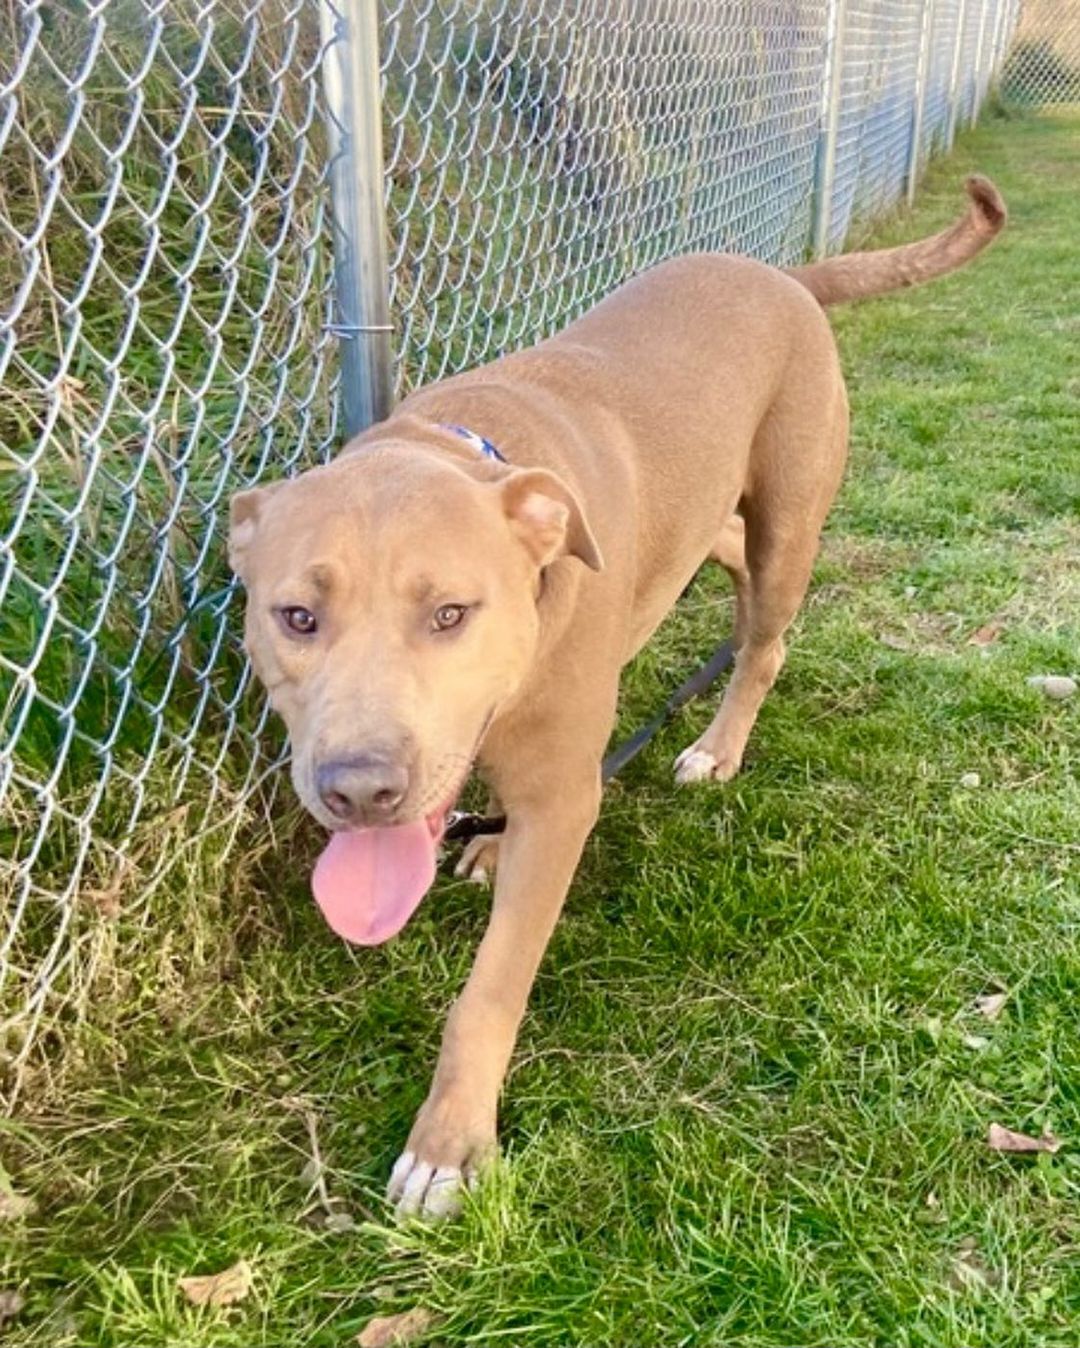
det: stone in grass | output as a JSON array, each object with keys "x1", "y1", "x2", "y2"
[
  {"x1": 959, "y1": 771, "x2": 981, "y2": 789},
  {"x1": 1026, "y1": 674, "x2": 1077, "y2": 701}
]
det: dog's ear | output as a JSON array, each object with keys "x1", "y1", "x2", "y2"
[
  {"x1": 500, "y1": 469, "x2": 603, "y2": 572},
  {"x1": 228, "y1": 484, "x2": 279, "y2": 578}
]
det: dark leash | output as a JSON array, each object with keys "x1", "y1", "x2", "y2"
[{"x1": 443, "y1": 635, "x2": 737, "y2": 845}]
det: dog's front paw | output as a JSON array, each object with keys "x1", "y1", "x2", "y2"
[
  {"x1": 387, "y1": 1091, "x2": 496, "y2": 1221},
  {"x1": 674, "y1": 743, "x2": 742, "y2": 784},
  {"x1": 453, "y1": 834, "x2": 500, "y2": 886}
]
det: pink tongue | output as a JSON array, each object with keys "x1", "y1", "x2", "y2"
[{"x1": 311, "y1": 820, "x2": 438, "y2": 945}]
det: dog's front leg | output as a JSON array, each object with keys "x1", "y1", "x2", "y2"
[{"x1": 388, "y1": 761, "x2": 601, "y2": 1219}]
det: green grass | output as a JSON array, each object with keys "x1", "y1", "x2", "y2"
[{"x1": 3, "y1": 109, "x2": 1079, "y2": 1346}]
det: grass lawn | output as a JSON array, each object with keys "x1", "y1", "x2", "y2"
[{"x1": 2, "y1": 107, "x2": 1079, "y2": 1347}]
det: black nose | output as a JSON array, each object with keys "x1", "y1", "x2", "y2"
[{"x1": 315, "y1": 754, "x2": 409, "y2": 824}]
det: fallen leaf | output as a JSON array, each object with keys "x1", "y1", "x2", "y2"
[
  {"x1": 324, "y1": 1210, "x2": 356, "y2": 1233},
  {"x1": 968, "y1": 622, "x2": 1003, "y2": 647},
  {"x1": 949, "y1": 1238, "x2": 1001, "y2": 1291},
  {"x1": 987, "y1": 1123, "x2": 1060, "y2": 1154},
  {"x1": 357, "y1": 1307, "x2": 439, "y2": 1347},
  {"x1": 0, "y1": 1191, "x2": 34, "y2": 1222},
  {"x1": 178, "y1": 1258, "x2": 253, "y2": 1307},
  {"x1": 0, "y1": 1290, "x2": 24, "y2": 1325},
  {"x1": 975, "y1": 991, "x2": 1007, "y2": 1021}
]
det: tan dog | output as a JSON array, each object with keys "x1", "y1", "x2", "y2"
[{"x1": 229, "y1": 178, "x2": 1005, "y2": 1218}]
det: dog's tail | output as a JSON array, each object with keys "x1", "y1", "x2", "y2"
[{"x1": 785, "y1": 176, "x2": 1006, "y2": 307}]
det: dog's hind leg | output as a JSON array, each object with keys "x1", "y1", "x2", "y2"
[
  {"x1": 675, "y1": 391, "x2": 848, "y2": 785},
  {"x1": 453, "y1": 793, "x2": 502, "y2": 885},
  {"x1": 710, "y1": 512, "x2": 750, "y2": 651}
]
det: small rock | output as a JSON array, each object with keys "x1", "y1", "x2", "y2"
[
  {"x1": 962, "y1": 1033, "x2": 990, "y2": 1050},
  {"x1": 960, "y1": 771, "x2": 981, "y2": 789},
  {"x1": 904, "y1": 585, "x2": 918, "y2": 600},
  {"x1": 1027, "y1": 675, "x2": 1077, "y2": 700}
]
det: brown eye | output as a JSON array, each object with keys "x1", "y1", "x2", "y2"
[
  {"x1": 432, "y1": 603, "x2": 467, "y2": 632},
  {"x1": 279, "y1": 606, "x2": 317, "y2": 635}
]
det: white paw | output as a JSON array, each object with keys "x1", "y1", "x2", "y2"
[
  {"x1": 453, "y1": 835, "x2": 499, "y2": 886},
  {"x1": 674, "y1": 746, "x2": 718, "y2": 783},
  {"x1": 387, "y1": 1150, "x2": 471, "y2": 1221},
  {"x1": 674, "y1": 744, "x2": 741, "y2": 784}
]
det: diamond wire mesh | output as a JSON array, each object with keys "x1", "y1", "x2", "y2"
[
  {"x1": 827, "y1": 0, "x2": 925, "y2": 249},
  {"x1": 380, "y1": 0, "x2": 835, "y2": 396},
  {"x1": 921, "y1": 0, "x2": 965, "y2": 159},
  {"x1": 0, "y1": 0, "x2": 340, "y2": 1092},
  {"x1": 1001, "y1": 0, "x2": 1080, "y2": 105},
  {"x1": 0, "y1": 0, "x2": 1026, "y2": 1099}
]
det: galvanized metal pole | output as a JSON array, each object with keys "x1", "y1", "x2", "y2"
[
  {"x1": 945, "y1": 0, "x2": 969, "y2": 149},
  {"x1": 906, "y1": 0, "x2": 936, "y2": 206},
  {"x1": 992, "y1": 0, "x2": 1021, "y2": 84},
  {"x1": 968, "y1": 0, "x2": 990, "y2": 127},
  {"x1": 319, "y1": 0, "x2": 393, "y2": 436},
  {"x1": 987, "y1": 0, "x2": 1007, "y2": 84},
  {"x1": 812, "y1": 0, "x2": 848, "y2": 258}
]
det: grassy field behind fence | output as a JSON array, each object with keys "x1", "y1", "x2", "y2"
[{"x1": 2, "y1": 107, "x2": 1079, "y2": 1347}]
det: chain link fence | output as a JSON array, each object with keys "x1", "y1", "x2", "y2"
[
  {"x1": 1000, "y1": 0, "x2": 1080, "y2": 104},
  {"x1": 0, "y1": 0, "x2": 1036, "y2": 1100}
]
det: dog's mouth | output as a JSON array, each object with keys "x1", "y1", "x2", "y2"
[
  {"x1": 310, "y1": 786, "x2": 462, "y2": 946},
  {"x1": 309, "y1": 718, "x2": 494, "y2": 946}
]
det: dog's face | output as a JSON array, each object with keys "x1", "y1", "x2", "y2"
[{"x1": 229, "y1": 440, "x2": 601, "y2": 831}]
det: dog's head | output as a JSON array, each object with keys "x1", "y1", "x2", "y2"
[{"x1": 229, "y1": 436, "x2": 602, "y2": 832}]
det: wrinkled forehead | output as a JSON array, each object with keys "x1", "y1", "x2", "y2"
[{"x1": 251, "y1": 452, "x2": 505, "y2": 593}]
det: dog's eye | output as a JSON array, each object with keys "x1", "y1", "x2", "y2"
[
  {"x1": 431, "y1": 603, "x2": 467, "y2": 632},
  {"x1": 279, "y1": 605, "x2": 318, "y2": 636}
]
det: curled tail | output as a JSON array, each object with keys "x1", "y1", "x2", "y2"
[{"x1": 786, "y1": 176, "x2": 1006, "y2": 307}]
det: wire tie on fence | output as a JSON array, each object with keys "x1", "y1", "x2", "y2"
[{"x1": 325, "y1": 322, "x2": 394, "y2": 336}]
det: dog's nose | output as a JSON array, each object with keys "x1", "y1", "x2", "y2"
[{"x1": 316, "y1": 754, "x2": 409, "y2": 824}]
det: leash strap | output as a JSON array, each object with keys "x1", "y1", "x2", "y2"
[{"x1": 443, "y1": 635, "x2": 737, "y2": 845}]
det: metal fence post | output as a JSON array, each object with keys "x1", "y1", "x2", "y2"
[
  {"x1": 906, "y1": 0, "x2": 936, "y2": 205},
  {"x1": 945, "y1": 0, "x2": 970, "y2": 149},
  {"x1": 319, "y1": 0, "x2": 393, "y2": 436},
  {"x1": 987, "y1": 0, "x2": 1007, "y2": 83},
  {"x1": 969, "y1": 0, "x2": 990, "y2": 126},
  {"x1": 812, "y1": 0, "x2": 848, "y2": 257}
]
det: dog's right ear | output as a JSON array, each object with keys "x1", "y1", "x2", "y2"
[{"x1": 228, "y1": 484, "x2": 278, "y2": 579}]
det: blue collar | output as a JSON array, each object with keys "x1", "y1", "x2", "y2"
[{"x1": 441, "y1": 423, "x2": 507, "y2": 463}]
